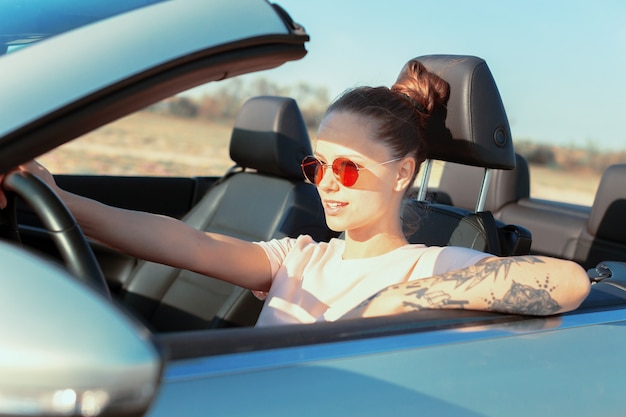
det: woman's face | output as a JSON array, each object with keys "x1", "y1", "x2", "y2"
[{"x1": 313, "y1": 111, "x2": 412, "y2": 238}]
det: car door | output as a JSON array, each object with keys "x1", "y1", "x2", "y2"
[{"x1": 150, "y1": 306, "x2": 626, "y2": 417}]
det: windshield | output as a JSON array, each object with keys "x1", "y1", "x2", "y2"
[{"x1": 0, "y1": 0, "x2": 168, "y2": 54}]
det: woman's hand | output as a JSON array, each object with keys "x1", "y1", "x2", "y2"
[{"x1": 0, "y1": 161, "x2": 59, "y2": 209}]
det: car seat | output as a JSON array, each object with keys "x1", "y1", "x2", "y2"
[
  {"x1": 399, "y1": 55, "x2": 532, "y2": 256},
  {"x1": 118, "y1": 96, "x2": 335, "y2": 332},
  {"x1": 429, "y1": 153, "x2": 531, "y2": 217},
  {"x1": 574, "y1": 164, "x2": 626, "y2": 269}
]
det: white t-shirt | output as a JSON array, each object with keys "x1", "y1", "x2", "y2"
[{"x1": 254, "y1": 235, "x2": 490, "y2": 327}]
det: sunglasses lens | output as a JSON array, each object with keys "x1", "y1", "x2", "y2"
[
  {"x1": 334, "y1": 158, "x2": 359, "y2": 186},
  {"x1": 302, "y1": 156, "x2": 322, "y2": 184},
  {"x1": 302, "y1": 156, "x2": 361, "y2": 186}
]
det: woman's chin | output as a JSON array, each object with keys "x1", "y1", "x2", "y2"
[{"x1": 325, "y1": 217, "x2": 348, "y2": 234}]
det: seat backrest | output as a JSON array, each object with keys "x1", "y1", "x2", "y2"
[
  {"x1": 574, "y1": 164, "x2": 626, "y2": 269},
  {"x1": 119, "y1": 96, "x2": 334, "y2": 331},
  {"x1": 402, "y1": 200, "x2": 531, "y2": 257},
  {"x1": 400, "y1": 55, "x2": 531, "y2": 255}
]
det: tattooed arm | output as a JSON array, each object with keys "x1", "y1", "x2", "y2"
[{"x1": 344, "y1": 255, "x2": 591, "y2": 319}]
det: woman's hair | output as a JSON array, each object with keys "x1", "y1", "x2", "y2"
[{"x1": 324, "y1": 59, "x2": 450, "y2": 182}]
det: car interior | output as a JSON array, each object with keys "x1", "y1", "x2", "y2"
[{"x1": 13, "y1": 54, "x2": 626, "y2": 343}]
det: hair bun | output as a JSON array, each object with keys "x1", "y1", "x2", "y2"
[
  {"x1": 397, "y1": 92, "x2": 427, "y2": 114},
  {"x1": 391, "y1": 59, "x2": 450, "y2": 118}
]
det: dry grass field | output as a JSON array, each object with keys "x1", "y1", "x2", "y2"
[
  {"x1": 39, "y1": 111, "x2": 603, "y2": 207},
  {"x1": 40, "y1": 112, "x2": 235, "y2": 177},
  {"x1": 527, "y1": 165, "x2": 599, "y2": 206}
]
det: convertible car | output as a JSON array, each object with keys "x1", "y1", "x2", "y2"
[{"x1": 2, "y1": 1, "x2": 626, "y2": 416}]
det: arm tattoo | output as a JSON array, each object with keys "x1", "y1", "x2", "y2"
[
  {"x1": 431, "y1": 256, "x2": 546, "y2": 290},
  {"x1": 350, "y1": 256, "x2": 560, "y2": 316},
  {"x1": 402, "y1": 287, "x2": 469, "y2": 310},
  {"x1": 400, "y1": 257, "x2": 560, "y2": 314},
  {"x1": 487, "y1": 279, "x2": 561, "y2": 315},
  {"x1": 402, "y1": 274, "x2": 561, "y2": 315}
]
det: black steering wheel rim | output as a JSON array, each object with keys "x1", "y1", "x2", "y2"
[{"x1": 2, "y1": 171, "x2": 110, "y2": 298}]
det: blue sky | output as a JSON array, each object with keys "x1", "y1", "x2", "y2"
[{"x1": 259, "y1": 0, "x2": 626, "y2": 150}]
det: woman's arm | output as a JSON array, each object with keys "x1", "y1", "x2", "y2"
[
  {"x1": 0, "y1": 161, "x2": 273, "y2": 292},
  {"x1": 344, "y1": 255, "x2": 591, "y2": 319}
]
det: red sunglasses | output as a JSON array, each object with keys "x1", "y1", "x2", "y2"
[{"x1": 301, "y1": 155, "x2": 402, "y2": 187}]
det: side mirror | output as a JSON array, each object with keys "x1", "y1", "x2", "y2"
[{"x1": 0, "y1": 241, "x2": 162, "y2": 416}]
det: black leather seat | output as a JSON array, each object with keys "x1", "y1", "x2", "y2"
[
  {"x1": 430, "y1": 153, "x2": 531, "y2": 217},
  {"x1": 574, "y1": 164, "x2": 626, "y2": 269},
  {"x1": 401, "y1": 55, "x2": 532, "y2": 256},
  {"x1": 118, "y1": 96, "x2": 335, "y2": 332}
]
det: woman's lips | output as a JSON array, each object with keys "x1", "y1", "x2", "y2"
[{"x1": 324, "y1": 200, "x2": 348, "y2": 215}]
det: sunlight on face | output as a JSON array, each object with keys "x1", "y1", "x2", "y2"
[
  {"x1": 313, "y1": 111, "x2": 405, "y2": 238},
  {"x1": 315, "y1": 111, "x2": 394, "y2": 166}
]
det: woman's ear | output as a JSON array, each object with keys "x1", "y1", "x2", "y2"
[{"x1": 394, "y1": 157, "x2": 416, "y2": 192}]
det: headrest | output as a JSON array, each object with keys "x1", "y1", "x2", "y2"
[
  {"x1": 408, "y1": 55, "x2": 516, "y2": 169},
  {"x1": 230, "y1": 96, "x2": 312, "y2": 179},
  {"x1": 588, "y1": 164, "x2": 626, "y2": 241}
]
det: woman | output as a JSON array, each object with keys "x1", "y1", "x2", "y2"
[{"x1": 0, "y1": 60, "x2": 590, "y2": 326}]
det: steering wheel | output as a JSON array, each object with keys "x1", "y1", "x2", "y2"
[{"x1": 1, "y1": 171, "x2": 111, "y2": 298}]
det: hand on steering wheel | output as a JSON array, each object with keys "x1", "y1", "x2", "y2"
[{"x1": 1, "y1": 169, "x2": 110, "y2": 298}]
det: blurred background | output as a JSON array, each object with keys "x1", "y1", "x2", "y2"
[{"x1": 41, "y1": 0, "x2": 626, "y2": 206}]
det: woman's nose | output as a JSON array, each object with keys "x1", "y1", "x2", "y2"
[{"x1": 317, "y1": 165, "x2": 339, "y2": 191}]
